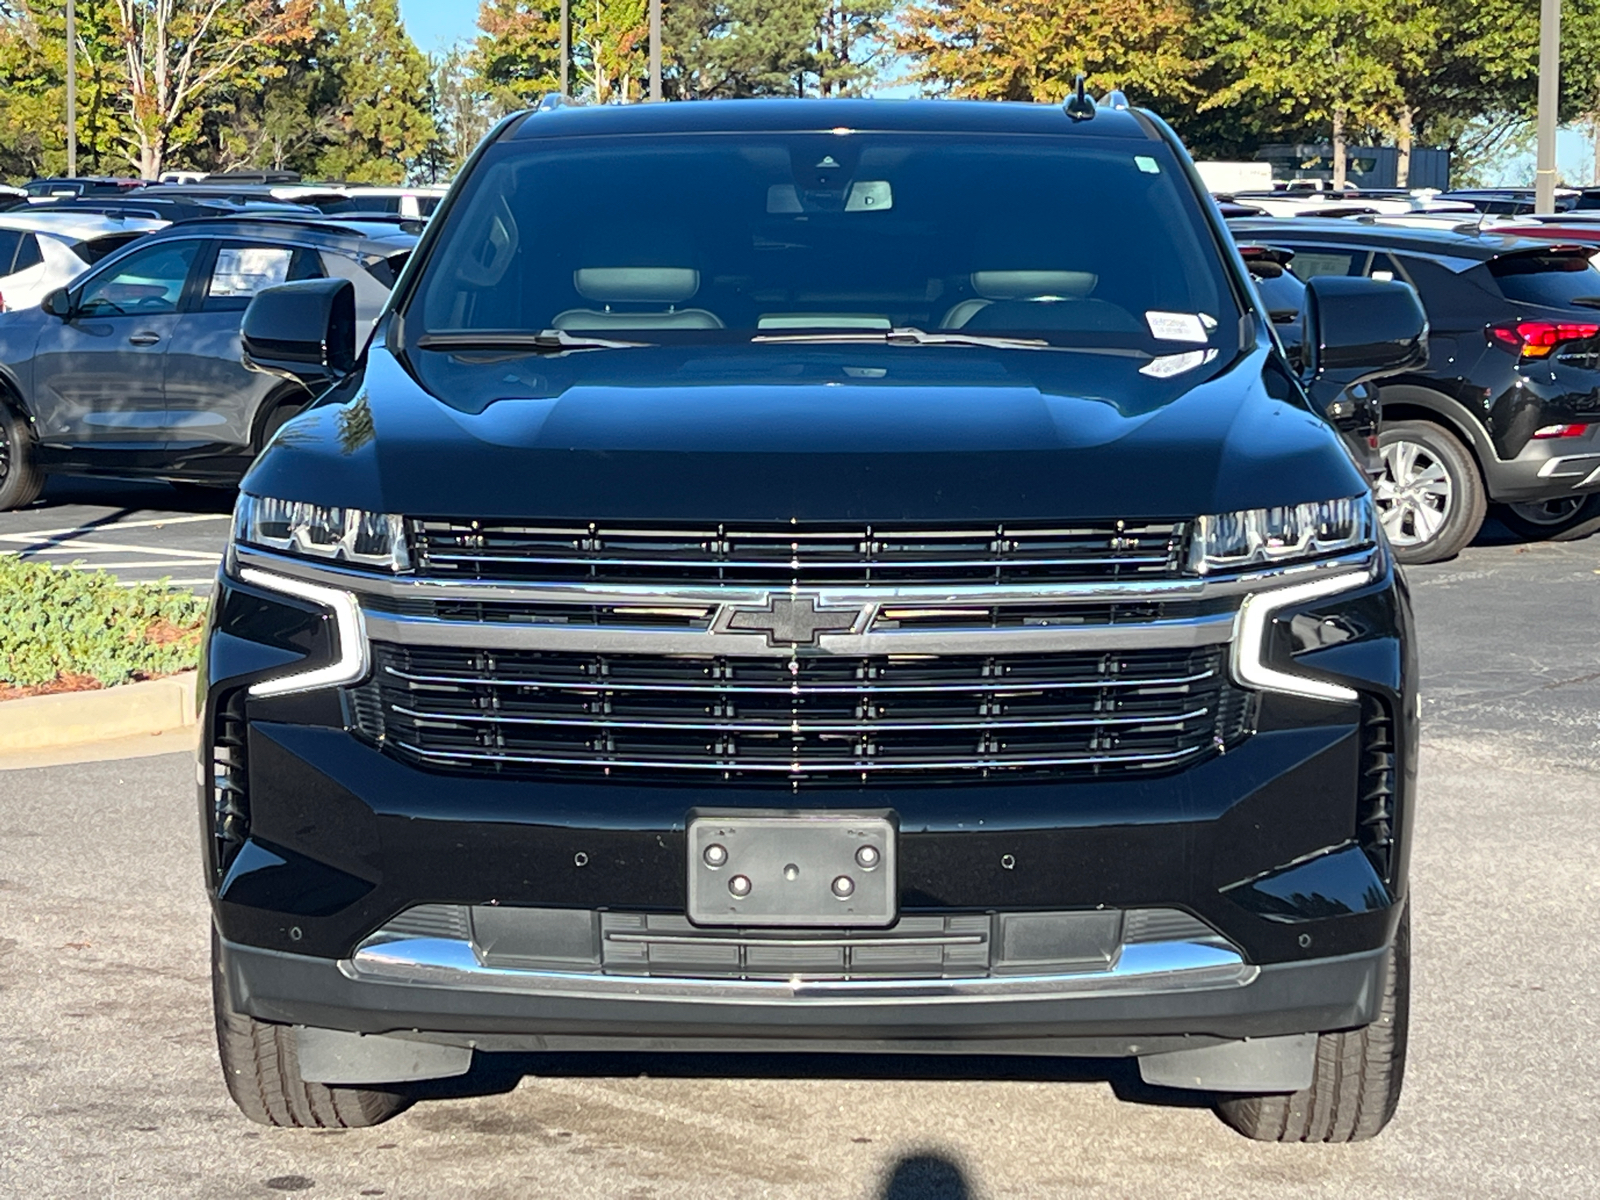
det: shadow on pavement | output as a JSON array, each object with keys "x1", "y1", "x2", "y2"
[
  {"x1": 406, "y1": 1049, "x2": 1215, "y2": 1112},
  {"x1": 34, "y1": 475, "x2": 236, "y2": 515},
  {"x1": 880, "y1": 1154, "x2": 973, "y2": 1199}
]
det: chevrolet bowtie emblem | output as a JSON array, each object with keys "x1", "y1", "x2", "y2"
[{"x1": 725, "y1": 596, "x2": 861, "y2": 646}]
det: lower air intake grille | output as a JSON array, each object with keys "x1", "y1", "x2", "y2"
[
  {"x1": 351, "y1": 642, "x2": 1254, "y2": 784},
  {"x1": 1358, "y1": 695, "x2": 1397, "y2": 881},
  {"x1": 211, "y1": 691, "x2": 249, "y2": 879}
]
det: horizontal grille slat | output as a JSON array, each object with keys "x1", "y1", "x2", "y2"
[
  {"x1": 410, "y1": 519, "x2": 1188, "y2": 586},
  {"x1": 355, "y1": 643, "x2": 1253, "y2": 785}
]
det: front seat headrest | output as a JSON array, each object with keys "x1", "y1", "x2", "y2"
[
  {"x1": 970, "y1": 271, "x2": 1097, "y2": 300},
  {"x1": 574, "y1": 267, "x2": 700, "y2": 304}
]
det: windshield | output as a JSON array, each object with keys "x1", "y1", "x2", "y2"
[{"x1": 404, "y1": 131, "x2": 1238, "y2": 354}]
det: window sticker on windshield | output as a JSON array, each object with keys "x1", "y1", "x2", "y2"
[
  {"x1": 1134, "y1": 156, "x2": 1161, "y2": 174},
  {"x1": 1145, "y1": 311, "x2": 1209, "y2": 343},
  {"x1": 1140, "y1": 348, "x2": 1218, "y2": 378}
]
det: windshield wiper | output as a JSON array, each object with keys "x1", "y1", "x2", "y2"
[
  {"x1": 415, "y1": 329, "x2": 653, "y2": 353},
  {"x1": 751, "y1": 326, "x2": 1055, "y2": 350}
]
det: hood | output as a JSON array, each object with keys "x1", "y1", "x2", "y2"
[{"x1": 244, "y1": 340, "x2": 1366, "y2": 522}]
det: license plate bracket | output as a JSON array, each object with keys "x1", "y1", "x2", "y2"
[{"x1": 686, "y1": 810, "x2": 897, "y2": 928}]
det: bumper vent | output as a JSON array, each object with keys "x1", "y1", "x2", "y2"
[
  {"x1": 351, "y1": 642, "x2": 1254, "y2": 784},
  {"x1": 410, "y1": 519, "x2": 1189, "y2": 587},
  {"x1": 1358, "y1": 695, "x2": 1397, "y2": 880},
  {"x1": 210, "y1": 691, "x2": 249, "y2": 880}
]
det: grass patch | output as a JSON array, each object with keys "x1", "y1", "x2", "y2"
[{"x1": 0, "y1": 556, "x2": 207, "y2": 690}]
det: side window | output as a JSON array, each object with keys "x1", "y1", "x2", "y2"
[
  {"x1": 1282, "y1": 246, "x2": 1368, "y2": 282},
  {"x1": 11, "y1": 233, "x2": 41, "y2": 271},
  {"x1": 1365, "y1": 252, "x2": 1403, "y2": 283},
  {"x1": 201, "y1": 242, "x2": 324, "y2": 312},
  {"x1": 77, "y1": 232, "x2": 146, "y2": 265},
  {"x1": 0, "y1": 230, "x2": 21, "y2": 275},
  {"x1": 77, "y1": 239, "x2": 201, "y2": 317}
]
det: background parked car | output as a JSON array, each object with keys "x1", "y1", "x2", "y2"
[
  {"x1": 0, "y1": 211, "x2": 165, "y2": 311},
  {"x1": 1233, "y1": 217, "x2": 1600, "y2": 560},
  {"x1": 0, "y1": 215, "x2": 418, "y2": 510},
  {"x1": 22, "y1": 176, "x2": 145, "y2": 201},
  {"x1": 26, "y1": 194, "x2": 321, "y2": 224}
]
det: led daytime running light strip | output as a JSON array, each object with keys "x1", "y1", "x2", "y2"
[
  {"x1": 240, "y1": 567, "x2": 369, "y2": 698},
  {"x1": 1231, "y1": 570, "x2": 1372, "y2": 703}
]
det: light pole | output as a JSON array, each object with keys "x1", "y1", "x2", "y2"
[
  {"x1": 649, "y1": 0, "x2": 661, "y2": 101},
  {"x1": 65, "y1": 0, "x2": 76, "y2": 177},
  {"x1": 559, "y1": 0, "x2": 569, "y2": 98},
  {"x1": 1535, "y1": 0, "x2": 1561, "y2": 213}
]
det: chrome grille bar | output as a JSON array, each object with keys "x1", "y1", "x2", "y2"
[
  {"x1": 388, "y1": 702, "x2": 1215, "y2": 734},
  {"x1": 378, "y1": 663, "x2": 1219, "y2": 694},
  {"x1": 391, "y1": 740, "x2": 1209, "y2": 773}
]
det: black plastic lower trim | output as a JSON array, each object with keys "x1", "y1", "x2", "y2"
[{"x1": 220, "y1": 934, "x2": 1388, "y2": 1049}]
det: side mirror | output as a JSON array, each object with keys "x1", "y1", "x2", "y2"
[
  {"x1": 240, "y1": 278, "x2": 357, "y2": 390},
  {"x1": 1300, "y1": 276, "x2": 1428, "y2": 476},
  {"x1": 1301, "y1": 275, "x2": 1427, "y2": 387},
  {"x1": 40, "y1": 287, "x2": 72, "y2": 318}
]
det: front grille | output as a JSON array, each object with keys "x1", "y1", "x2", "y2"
[
  {"x1": 1358, "y1": 695, "x2": 1397, "y2": 881},
  {"x1": 351, "y1": 642, "x2": 1253, "y2": 784},
  {"x1": 210, "y1": 691, "x2": 250, "y2": 879},
  {"x1": 410, "y1": 519, "x2": 1189, "y2": 586}
]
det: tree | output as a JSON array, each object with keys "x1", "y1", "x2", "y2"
[
  {"x1": 0, "y1": 0, "x2": 130, "y2": 178},
  {"x1": 896, "y1": 0, "x2": 1204, "y2": 106},
  {"x1": 112, "y1": 0, "x2": 317, "y2": 177},
  {"x1": 311, "y1": 0, "x2": 436, "y2": 181},
  {"x1": 668, "y1": 0, "x2": 891, "y2": 98},
  {"x1": 421, "y1": 46, "x2": 496, "y2": 179},
  {"x1": 474, "y1": 0, "x2": 562, "y2": 108}
]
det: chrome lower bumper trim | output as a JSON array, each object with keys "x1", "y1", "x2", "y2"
[{"x1": 342, "y1": 936, "x2": 1257, "y2": 1003}]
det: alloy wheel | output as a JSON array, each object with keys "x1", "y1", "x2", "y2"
[
  {"x1": 0, "y1": 413, "x2": 10, "y2": 483},
  {"x1": 1504, "y1": 497, "x2": 1586, "y2": 527},
  {"x1": 1374, "y1": 438, "x2": 1453, "y2": 547}
]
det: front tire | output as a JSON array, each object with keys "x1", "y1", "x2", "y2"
[
  {"x1": 1215, "y1": 905, "x2": 1409, "y2": 1143},
  {"x1": 0, "y1": 402, "x2": 44, "y2": 511},
  {"x1": 1495, "y1": 494, "x2": 1600, "y2": 543},
  {"x1": 1374, "y1": 420, "x2": 1485, "y2": 564},
  {"x1": 212, "y1": 931, "x2": 409, "y2": 1128}
]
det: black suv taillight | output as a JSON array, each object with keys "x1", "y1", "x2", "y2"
[{"x1": 1486, "y1": 318, "x2": 1600, "y2": 359}]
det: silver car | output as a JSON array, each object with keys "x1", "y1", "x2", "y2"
[{"x1": 0, "y1": 215, "x2": 417, "y2": 509}]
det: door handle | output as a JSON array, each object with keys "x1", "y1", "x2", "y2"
[{"x1": 128, "y1": 332, "x2": 161, "y2": 346}]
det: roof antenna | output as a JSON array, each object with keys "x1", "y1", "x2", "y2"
[{"x1": 1064, "y1": 75, "x2": 1097, "y2": 121}]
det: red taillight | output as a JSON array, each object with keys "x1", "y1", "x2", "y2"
[
  {"x1": 1532, "y1": 423, "x2": 1590, "y2": 438},
  {"x1": 1487, "y1": 319, "x2": 1600, "y2": 358}
]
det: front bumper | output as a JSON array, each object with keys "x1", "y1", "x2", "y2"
[
  {"x1": 200, "y1": 548, "x2": 1416, "y2": 1053},
  {"x1": 221, "y1": 933, "x2": 1389, "y2": 1055}
]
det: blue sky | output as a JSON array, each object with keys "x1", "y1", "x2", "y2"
[{"x1": 399, "y1": 0, "x2": 482, "y2": 53}]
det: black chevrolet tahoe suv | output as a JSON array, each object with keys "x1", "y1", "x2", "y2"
[{"x1": 202, "y1": 99, "x2": 1425, "y2": 1142}]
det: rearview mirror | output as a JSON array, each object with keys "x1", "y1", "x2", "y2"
[
  {"x1": 40, "y1": 287, "x2": 72, "y2": 318},
  {"x1": 241, "y1": 278, "x2": 356, "y2": 390},
  {"x1": 1300, "y1": 276, "x2": 1428, "y2": 475}
]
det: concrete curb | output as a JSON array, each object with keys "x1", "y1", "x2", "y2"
[{"x1": 0, "y1": 672, "x2": 198, "y2": 753}]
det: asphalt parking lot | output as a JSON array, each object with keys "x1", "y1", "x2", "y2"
[
  {"x1": 0, "y1": 476, "x2": 232, "y2": 590},
  {"x1": 3, "y1": 492, "x2": 1600, "y2": 1197}
]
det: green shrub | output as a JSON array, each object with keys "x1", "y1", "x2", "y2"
[{"x1": 0, "y1": 556, "x2": 207, "y2": 688}]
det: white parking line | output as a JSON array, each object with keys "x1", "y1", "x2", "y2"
[
  {"x1": 1, "y1": 512, "x2": 232, "y2": 539},
  {"x1": 35, "y1": 560, "x2": 221, "y2": 570},
  {"x1": 0, "y1": 539, "x2": 222, "y2": 560}
]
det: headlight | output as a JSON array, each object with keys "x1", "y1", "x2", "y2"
[
  {"x1": 233, "y1": 494, "x2": 411, "y2": 572},
  {"x1": 1189, "y1": 495, "x2": 1374, "y2": 575}
]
